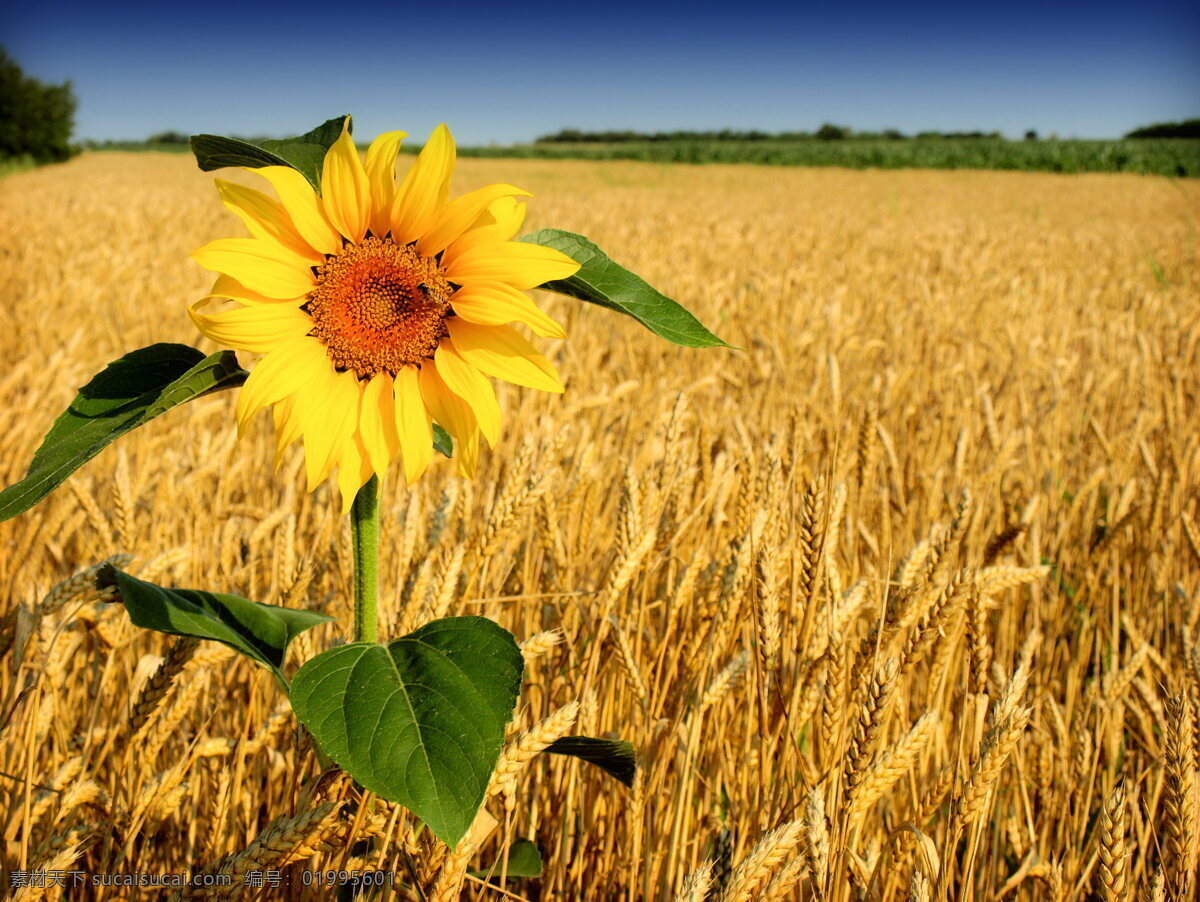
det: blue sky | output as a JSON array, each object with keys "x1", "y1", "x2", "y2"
[{"x1": 4, "y1": 0, "x2": 1198, "y2": 143}]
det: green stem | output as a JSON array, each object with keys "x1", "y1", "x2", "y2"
[{"x1": 350, "y1": 475, "x2": 381, "y2": 644}]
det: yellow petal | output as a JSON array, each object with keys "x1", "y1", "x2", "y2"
[
  {"x1": 442, "y1": 198, "x2": 527, "y2": 268},
  {"x1": 189, "y1": 298, "x2": 311, "y2": 353},
  {"x1": 208, "y1": 273, "x2": 295, "y2": 306},
  {"x1": 253, "y1": 165, "x2": 342, "y2": 256},
  {"x1": 360, "y1": 372, "x2": 399, "y2": 476},
  {"x1": 321, "y1": 122, "x2": 371, "y2": 243},
  {"x1": 191, "y1": 238, "x2": 315, "y2": 299},
  {"x1": 391, "y1": 124, "x2": 456, "y2": 246},
  {"x1": 337, "y1": 430, "x2": 375, "y2": 515},
  {"x1": 297, "y1": 368, "x2": 361, "y2": 491},
  {"x1": 445, "y1": 320, "x2": 563, "y2": 393},
  {"x1": 418, "y1": 361, "x2": 479, "y2": 478},
  {"x1": 272, "y1": 395, "x2": 304, "y2": 470},
  {"x1": 364, "y1": 130, "x2": 407, "y2": 236},
  {"x1": 235, "y1": 337, "x2": 329, "y2": 434},
  {"x1": 446, "y1": 241, "x2": 580, "y2": 290},
  {"x1": 450, "y1": 282, "x2": 566, "y2": 339},
  {"x1": 394, "y1": 365, "x2": 432, "y2": 484},
  {"x1": 433, "y1": 338, "x2": 501, "y2": 447},
  {"x1": 214, "y1": 179, "x2": 323, "y2": 263},
  {"x1": 417, "y1": 183, "x2": 531, "y2": 258}
]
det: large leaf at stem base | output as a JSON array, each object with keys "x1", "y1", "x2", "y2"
[
  {"x1": 0, "y1": 344, "x2": 246, "y2": 522},
  {"x1": 99, "y1": 566, "x2": 332, "y2": 683},
  {"x1": 290, "y1": 617, "x2": 523, "y2": 849},
  {"x1": 190, "y1": 115, "x2": 351, "y2": 191},
  {"x1": 518, "y1": 228, "x2": 729, "y2": 349}
]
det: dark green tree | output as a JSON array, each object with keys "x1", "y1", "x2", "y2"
[
  {"x1": 1124, "y1": 119, "x2": 1200, "y2": 139},
  {"x1": 816, "y1": 123, "x2": 849, "y2": 141},
  {"x1": 0, "y1": 48, "x2": 77, "y2": 163},
  {"x1": 147, "y1": 130, "x2": 190, "y2": 145}
]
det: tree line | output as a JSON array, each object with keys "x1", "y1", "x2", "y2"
[
  {"x1": 0, "y1": 49, "x2": 76, "y2": 163},
  {"x1": 536, "y1": 122, "x2": 1200, "y2": 144},
  {"x1": 535, "y1": 126, "x2": 1009, "y2": 143},
  {"x1": 1123, "y1": 119, "x2": 1200, "y2": 139}
]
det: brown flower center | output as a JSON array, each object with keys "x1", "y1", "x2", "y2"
[{"x1": 306, "y1": 237, "x2": 452, "y2": 378}]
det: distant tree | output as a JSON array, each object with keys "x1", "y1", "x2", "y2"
[
  {"x1": 882, "y1": 128, "x2": 907, "y2": 140},
  {"x1": 1124, "y1": 119, "x2": 1200, "y2": 139},
  {"x1": 1024, "y1": 129, "x2": 1038, "y2": 141},
  {"x1": 0, "y1": 48, "x2": 76, "y2": 162},
  {"x1": 816, "y1": 123, "x2": 849, "y2": 141},
  {"x1": 147, "y1": 130, "x2": 189, "y2": 145},
  {"x1": 536, "y1": 128, "x2": 585, "y2": 143}
]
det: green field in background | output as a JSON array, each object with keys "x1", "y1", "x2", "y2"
[
  {"x1": 43, "y1": 137, "x2": 1200, "y2": 178},
  {"x1": 456, "y1": 138, "x2": 1200, "y2": 177}
]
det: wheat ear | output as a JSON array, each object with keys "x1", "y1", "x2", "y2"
[
  {"x1": 955, "y1": 704, "x2": 1033, "y2": 829},
  {"x1": 1096, "y1": 781, "x2": 1127, "y2": 902},
  {"x1": 488, "y1": 701, "x2": 580, "y2": 805},
  {"x1": 1162, "y1": 693, "x2": 1197, "y2": 901},
  {"x1": 675, "y1": 861, "x2": 716, "y2": 901},
  {"x1": 719, "y1": 818, "x2": 806, "y2": 902},
  {"x1": 844, "y1": 656, "x2": 900, "y2": 799}
]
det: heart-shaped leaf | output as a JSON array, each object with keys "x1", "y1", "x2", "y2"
[
  {"x1": 191, "y1": 115, "x2": 351, "y2": 191},
  {"x1": 99, "y1": 566, "x2": 333, "y2": 682},
  {"x1": 469, "y1": 838, "x2": 543, "y2": 880},
  {"x1": 290, "y1": 617, "x2": 523, "y2": 848},
  {"x1": 519, "y1": 228, "x2": 730, "y2": 349},
  {"x1": 544, "y1": 736, "x2": 638, "y2": 787},
  {"x1": 0, "y1": 344, "x2": 246, "y2": 522}
]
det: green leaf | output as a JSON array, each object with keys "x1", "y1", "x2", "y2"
[
  {"x1": 190, "y1": 115, "x2": 351, "y2": 190},
  {"x1": 518, "y1": 229, "x2": 730, "y2": 349},
  {"x1": 544, "y1": 736, "x2": 638, "y2": 787},
  {"x1": 188, "y1": 134, "x2": 289, "y2": 174},
  {"x1": 0, "y1": 344, "x2": 246, "y2": 522},
  {"x1": 432, "y1": 424, "x2": 453, "y2": 458},
  {"x1": 290, "y1": 617, "x2": 523, "y2": 849},
  {"x1": 262, "y1": 115, "x2": 348, "y2": 156},
  {"x1": 99, "y1": 566, "x2": 332, "y2": 682},
  {"x1": 468, "y1": 838, "x2": 543, "y2": 880}
]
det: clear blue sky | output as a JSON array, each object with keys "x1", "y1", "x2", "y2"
[{"x1": 4, "y1": 0, "x2": 1198, "y2": 143}]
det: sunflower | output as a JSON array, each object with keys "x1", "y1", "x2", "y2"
[{"x1": 189, "y1": 123, "x2": 579, "y2": 510}]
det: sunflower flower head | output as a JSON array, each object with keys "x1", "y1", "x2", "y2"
[{"x1": 189, "y1": 122, "x2": 580, "y2": 511}]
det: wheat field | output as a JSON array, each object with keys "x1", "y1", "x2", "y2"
[{"x1": 1, "y1": 153, "x2": 1198, "y2": 900}]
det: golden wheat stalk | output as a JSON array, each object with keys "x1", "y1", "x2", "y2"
[
  {"x1": 1162, "y1": 693, "x2": 1197, "y2": 901},
  {"x1": 13, "y1": 840, "x2": 91, "y2": 902},
  {"x1": 675, "y1": 861, "x2": 716, "y2": 902},
  {"x1": 37, "y1": 554, "x2": 134, "y2": 617},
  {"x1": 1096, "y1": 781, "x2": 1127, "y2": 902},
  {"x1": 802, "y1": 785, "x2": 830, "y2": 889},
  {"x1": 719, "y1": 817, "x2": 805, "y2": 902},
  {"x1": 129, "y1": 636, "x2": 200, "y2": 735},
  {"x1": 754, "y1": 544, "x2": 781, "y2": 684},
  {"x1": 956, "y1": 704, "x2": 1033, "y2": 829},
  {"x1": 702, "y1": 649, "x2": 750, "y2": 712},
  {"x1": 849, "y1": 711, "x2": 940, "y2": 823},
  {"x1": 520, "y1": 628, "x2": 564, "y2": 662},
  {"x1": 488, "y1": 700, "x2": 580, "y2": 804},
  {"x1": 844, "y1": 656, "x2": 900, "y2": 797},
  {"x1": 429, "y1": 808, "x2": 498, "y2": 902},
  {"x1": 195, "y1": 802, "x2": 344, "y2": 899}
]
